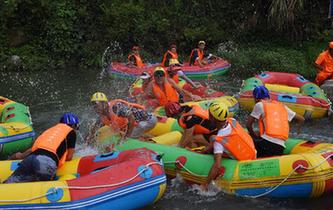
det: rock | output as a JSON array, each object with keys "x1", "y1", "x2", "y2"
[{"x1": 9, "y1": 55, "x2": 22, "y2": 66}]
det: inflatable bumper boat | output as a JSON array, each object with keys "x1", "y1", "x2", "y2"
[
  {"x1": 0, "y1": 148, "x2": 166, "y2": 209},
  {"x1": 97, "y1": 130, "x2": 333, "y2": 198},
  {"x1": 109, "y1": 59, "x2": 231, "y2": 79},
  {"x1": 239, "y1": 72, "x2": 331, "y2": 119},
  {"x1": 0, "y1": 96, "x2": 35, "y2": 159}
]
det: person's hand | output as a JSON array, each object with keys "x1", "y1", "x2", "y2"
[{"x1": 9, "y1": 152, "x2": 24, "y2": 160}]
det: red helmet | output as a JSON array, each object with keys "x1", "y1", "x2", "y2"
[
  {"x1": 165, "y1": 102, "x2": 182, "y2": 117},
  {"x1": 170, "y1": 44, "x2": 177, "y2": 49}
]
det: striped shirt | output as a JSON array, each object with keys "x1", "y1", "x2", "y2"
[{"x1": 112, "y1": 102, "x2": 152, "y2": 121}]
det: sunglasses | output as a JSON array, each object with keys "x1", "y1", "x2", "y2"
[{"x1": 154, "y1": 71, "x2": 165, "y2": 78}]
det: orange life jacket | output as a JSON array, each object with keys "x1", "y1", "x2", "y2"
[
  {"x1": 189, "y1": 49, "x2": 204, "y2": 66},
  {"x1": 161, "y1": 50, "x2": 179, "y2": 67},
  {"x1": 178, "y1": 105, "x2": 213, "y2": 134},
  {"x1": 128, "y1": 54, "x2": 144, "y2": 68},
  {"x1": 31, "y1": 123, "x2": 73, "y2": 167},
  {"x1": 152, "y1": 79, "x2": 179, "y2": 106},
  {"x1": 215, "y1": 118, "x2": 256, "y2": 160},
  {"x1": 259, "y1": 100, "x2": 289, "y2": 140}
]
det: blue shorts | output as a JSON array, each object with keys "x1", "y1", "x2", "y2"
[{"x1": 5, "y1": 154, "x2": 57, "y2": 183}]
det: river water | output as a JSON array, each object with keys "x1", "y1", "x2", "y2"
[{"x1": 1, "y1": 67, "x2": 333, "y2": 210}]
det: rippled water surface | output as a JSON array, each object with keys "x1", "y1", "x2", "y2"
[{"x1": 1, "y1": 68, "x2": 333, "y2": 210}]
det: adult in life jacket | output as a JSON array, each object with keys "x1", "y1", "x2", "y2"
[
  {"x1": 142, "y1": 67, "x2": 201, "y2": 108},
  {"x1": 161, "y1": 44, "x2": 181, "y2": 67},
  {"x1": 314, "y1": 41, "x2": 333, "y2": 85},
  {"x1": 128, "y1": 45, "x2": 144, "y2": 68},
  {"x1": 110, "y1": 99, "x2": 157, "y2": 140},
  {"x1": 5, "y1": 113, "x2": 79, "y2": 183},
  {"x1": 164, "y1": 102, "x2": 218, "y2": 148},
  {"x1": 189, "y1": 40, "x2": 219, "y2": 67},
  {"x1": 167, "y1": 59, "x2": 200, "y2": 89},
  {"x1": 246, "y1": 86, "x2": 305, "y2": 158},
  {"x1": 200, "y1": 103, "x2": 257, "y2": 190}
]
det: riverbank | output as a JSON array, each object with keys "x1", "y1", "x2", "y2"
[{"x1": 1, "y1": 40, "x2": 328, "y2": 81}]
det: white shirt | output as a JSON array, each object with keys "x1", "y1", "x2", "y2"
[
  {"x1": 250, "y1": 101, "x2": 296, "y2": 147},
  {"x1": 213, "y1": 121, "x2": 232, "y2": 154}
]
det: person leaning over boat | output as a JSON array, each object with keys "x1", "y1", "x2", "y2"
[
  {"x1": 142, "y1": 67, "x2": 201, "y2": 108},
  {"x1": 85, "y1": 92, "x2": 114, "y2": 143},
  {"x1": 201, "y1": 103, "x2": 256, "y2": 189},
  {"x1": 161, "y1": 44, "x2": 181, "y2": 67},
  {"x1": 164, "y1": 102, "x2": 218, "y2": 148},
  {"x1": 246, "y1": 86, "x2": 305, "y2": 158},
  {"x1": 314, "y1": 41, "x2": 333, "y2": 85},
  {"x1": 110, "y1": 99, "x2": 157, "y2": 140},
  {"x1": 5, "y1": 113, "x2": 79, "y2": 183},
  {"x1": 167, "y1": 59, "x2": 200, "y2": 88},
  {"x1": 128, "y1": 45, "x2": 144, "y2": 68},
  {"x1": 189, "y1": 40, "x2": 218, "y2": 67}
]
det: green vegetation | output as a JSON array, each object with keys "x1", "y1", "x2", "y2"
[{"x1": 0, "y1": 0, "x2": 332, "y2": 79}]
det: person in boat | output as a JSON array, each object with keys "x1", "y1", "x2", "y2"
[
  {"x1": 189, "y1": 40, "x2": 218, "y2": 67},
  {"x1": 142, "y1": 67, "x2": 201, "y2": 108},
  {"x1": 246, "y1": 86, "x2": 305, "y2": 158},
  {"x1": 202, "y1": 103, "x2": 256, "y2": 189},
  {"x1": 161, "y1": 44, "x2": 181, "y2": 67},
  {"x1": 167, "y1": 59, "x2": 200, "y2": 88},
  {"x1": 128, "y1": 45, "x2": 144, "y2": 68},
  {"x1": 314, "y1": 41, "x2": 333, "y2": 85},
  {"x1": 89, "y1": 92, "x2": 157, "y2": 140},
  {"x1": 110, "y1": 99, "x2": 157, "y2": 140},
  {"x1": 85, "y1": 92, "x2": 112, "y2": 143},
  {"x1": 5, "y1": 113, "x2": 79, "y2": 183},
  {"x1": 164, "y1": 102, "x2": 218, "y2": 148}
]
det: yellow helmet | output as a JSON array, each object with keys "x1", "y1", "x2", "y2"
[
  {"x1": 198, "y1": 40, "x2": 206, "y2": 45},
  {"x1": 154, "y1": 66, "x2": 165, "y2": 73},
  {"x1": 169, "y1": 59, "x2": 180, "y2": 66},
  {"x1": 91, "y1": 92, "x2": 108, "y2": 102},
  {"x1": 209, "y1": 103, "x2": 229, "y2": 121}
]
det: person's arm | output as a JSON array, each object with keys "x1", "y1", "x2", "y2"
[
  {"x1": 178, "y1": 71, "x2": 198, "y2": 88},
  {"x1": 168, "y1": 78, "x2": 201, "y2": 101},
  {"x1": 197, "y1": 58, "x2": 205, "y2": 67},
  {"x1": 203, "y1": 153, "x2": 222, "y2": 190},
  {"x1": 178, "y1": 126, "x2": 195, "y2": 148},
  {"x1": 246, "y1": 116, "x2": 260, "y2": 138},
  {"x1": 202, "y1": 140, "x2": 214, "y2": 154},
  {"x1": 9, "y1": 148, "x2": 32, "y2": 160},
  {"x1": 314, "y1": 53, "x2": 325, "y2": 72},
  {"x1": 246, "y1": 103, "x2": 263, "y2": 138},
  {"x1": 165, "y1": 53, "x2": 171, "y2": 67},
  {"x1": 314, "y1": 63, "x2": 324, "y2": 72},
  {"x1": 124, "y1": 113, "x2": 136, "y2": 138},
  {"x1": 66, "y1": 148, "x2": 75, "y2": 161},
  {"x1": 84, "y1": 119, "x2": 102, "y2": 145},
  {"x1": 66, "y1": 131, "x2": 76, "y2": 161}
]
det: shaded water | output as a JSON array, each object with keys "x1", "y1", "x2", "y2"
[{"x1": 1, "y1": 68, "x2": 333, "y2": 209}]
